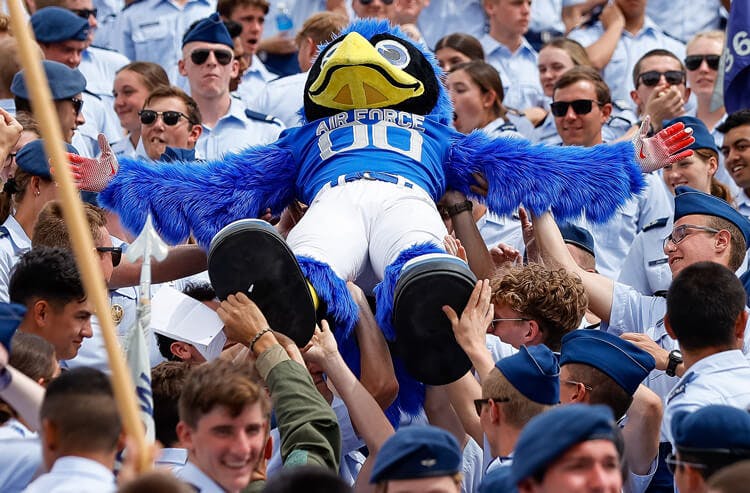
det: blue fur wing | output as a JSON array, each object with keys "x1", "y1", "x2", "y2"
[
  {"x1": 444, "y1": 133, "x2": 645, "y2": 223},
  {"x1": 99, "y1": 144, "x2": 297, "y2": 248}
]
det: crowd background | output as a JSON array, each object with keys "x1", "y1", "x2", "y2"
[{"x1": 1, "y1": 0, "x2": 750, "y2": 492}]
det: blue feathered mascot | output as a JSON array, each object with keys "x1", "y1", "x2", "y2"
[{"x1": 77, "y1": 19, "x2": 692, "y2": 421}]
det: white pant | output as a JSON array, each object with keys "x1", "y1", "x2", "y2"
[{"x1": 287, "y1": 179, "x2": 448, "y2": 281}]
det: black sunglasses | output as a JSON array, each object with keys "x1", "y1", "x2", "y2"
[
  {"x1": 69, "y1": 97, "x2": 84, "y2": 116},
  {"x1": 637, "y1": 70, "x2": 686, "y2": 87},
  {"x1": 474, "y1": 397, "x2": 511, "y2": 416},
  {"x1": 139, "y1": 110, "x2": 191, "y2": 126},
  {"x1": 96, "y1": 246, "x2": 122, "y2": 267},
  {"x1": 360, "y1": 0, "x2": 394, "y2": 4},
  {"x1": 550, "y1": 99, "x2": 602, "y2": 117},
  {"x1": 71, "y1": 7, "x2": 97, "y2": 18},
  {"x1": 685, "y1": 54, "x2": 720, "y2": 71},
  {"x1": 189, "y1": 48, "x2": 234, "y2": 66}
]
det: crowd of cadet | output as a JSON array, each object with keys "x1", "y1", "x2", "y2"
[{"x1": 1, "y1": 0, "x2": 750, "y2": 492}]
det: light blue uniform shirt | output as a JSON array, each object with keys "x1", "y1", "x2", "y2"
[
  {"x1": 663, "y1": 350, "x2": 750, "y2": 446},
  {"x1": 618, "y1": 215, "x2": 673, "y2": 296},
  {"x1": 78, "y1": 46, "x2": 130, "y2": 138},
  {"x1": 0, "y1": 437, "x2": 42, "y2": 493},
  {"x1": 23, "y1": 456, "x2": 116, "y2": 493},
  {"x1": 250, "y1": 71, "x2": 307, "y2": 128},
  {"x1": 112, "y1": 0, "x2": 216, "y2": 83},
  {"x1": 418, "y1": 0, "x2": 487, "y2": 50},
  {"x1": 196, "y1": 97, "x2": 284, "y2": 160},
  {"x1": 480, "y1": 34, "x2": 544, "y2": 111},
  {"x1": 645, "y1": 0, "x2": 723, "y2": 44},
  {"x1": 575, "y1": 171, "x2": 673, "y2": 279},
  {"x1": 0, "y1": 216, "x2": 31, "y2": 303},
  {"x1": 93, "y1": 0, "x2": 125, "y2": 47},
  {"x1": 568, "y1": 17, "x2": 686, "y2": 112},
  {"x1": 735, "y1": 190, "x2": 750, "y2": 220},
  {"x1": 236, "y1": 55, "x2": 277, "y2": 110},
  {"x1": 482, "y1": 113, "x2": 534, "y2": 140},
  {"x1": 529, "y1": 0, "x2": 585, "y2": 35},
  {"x1": 112, "y1": 135, "x2": 138, "y2": 159},
  {"x1": 175, "y1": 461, "x2": 225, "y2": 492},
  {"x1": 155, "y1": 447, "x2": 188, "y2": 472},
  {"x1": 75, "y1": 92, "x2": 123, "y2": 158}
]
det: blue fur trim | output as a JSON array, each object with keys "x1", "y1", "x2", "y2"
[
  {"x1": 297, "y1": 256, "x2": 358, "y2": 341},
  {"x1": 374, "y1": 243, "x2": 445, "y2": 421},
  {"x1": 445, "y1": 134, "x2": 646, "y2": 224},
  {"x1": 99, "y1": 143, "x2": 297, "y2": 248},
  {"x1": 298, "y1": 19, "x2": 453, "y2": 126}
]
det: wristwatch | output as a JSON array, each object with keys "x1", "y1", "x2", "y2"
[
  {"x1": 666, "y1": 349, "x2": 683, "y2": 377},
  {"x1": 445, "y1": 200, "x2": 473, "y2": 217}
]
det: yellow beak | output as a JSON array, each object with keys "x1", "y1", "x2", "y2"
[{"x1": 308, "y1": 32, "x2": 424, "y2": 110}]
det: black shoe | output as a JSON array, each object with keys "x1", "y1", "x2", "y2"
[
  {"x1": 392, "y1": 255, "x2": 477, "y2": 385},
  {"x1": 208, "y1": 219, "x2": 316, "y2": 347}
]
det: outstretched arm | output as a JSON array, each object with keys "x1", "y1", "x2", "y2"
[
  {"x1": 445, "y1": 121, "x2": 693, "y2": 225},
  {"x1": 75, "y1": 137, "x2": 298, "y2": 248}
]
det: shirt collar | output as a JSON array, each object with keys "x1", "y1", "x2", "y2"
[
  {"x1": 242, "y1": 55, "x2": 274, "y2": 82},
  {"x1": 51, "y1": 456, "x2": 116, "y2": 484},
  {"x1": 681, "y1": 349, "x2": 748, "y2": 377},
  {"x1": 178, "y1": 461, "x2": 226, "y2": 493},
  {"x1": 3, "y1": 215, "x2": 31, "y2": 249}
]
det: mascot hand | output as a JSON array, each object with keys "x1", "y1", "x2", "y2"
[
  {"x1": 633, "y1": 116, "x2": 695, "y2": 173},
  {"x1": 68, "y1": 134, "x2": 119, "y2": 192}
]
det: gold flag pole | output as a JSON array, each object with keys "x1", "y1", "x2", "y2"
[{"x1": 5, "y1": 0, "x2": 150, "y2": 472}]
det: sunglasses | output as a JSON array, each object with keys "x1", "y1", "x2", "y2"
[
  {"x1": 68, "y1": 97, "x2": 84, "y2": 116},
  {"x1": 550, "y1": 99, "x2": 603, "y2": 117},
  {"x1": 474, "y1": 397, "x2": 511, "y2": 416},
  {"x1": 662, "y1": 224, "x2": 720, "y2": 250},
  {"x1": 96, "y1": 246, "x2": 122, "y2": 267},
  {"x1": 637, "y1": 70, "x2": 686, "y2": 87},
  {"x1": 71, "y1": 7, "x2": 97, "y2": 18},
  {"x1": 684, "y1": 54, "x2": 720, "y2": 71},
  {"x1": 359, "y1": 0, "x2": 395, "y2": 4},
  {"x1": 139, "y1": 110, "x2": 191, "y2": 126},
  {"x1": 189, "y1": 48, "x2": 234, "y2": 66}
]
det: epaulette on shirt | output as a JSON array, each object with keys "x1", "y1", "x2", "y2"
[
  {"x1": 90, "y1": 44, "x2": 120, "y2": 52},
  {"x1": 244, "y1": 109, "x2": 282, "y2": 126},
  {"x1": 643, "y1": 217, "x2": 669, "y2": 232},
  {"x1": 83, "y1": 89, "x2": 101, "y2": 100},
  {"x1": 667, "y1": 371, "x2": 697, "y2": 404},
  {"x1": 498, "y1": 122, "x2": 518, "y2": 133},
  {"x1": 0, "y1": 227, "x2": 8, "y2": 240}
]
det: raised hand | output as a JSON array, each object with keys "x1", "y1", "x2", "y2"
[
  {"x1": 68, "y1": 134, "x2": 119, "y2": 192},
  {"x1": 634, "y1": 116, "x2": 695, "y2": 173}
]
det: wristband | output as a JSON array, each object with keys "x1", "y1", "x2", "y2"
[
  {"x1": 446, "y1": 200, "x2": 473, "y2": 217},
  {"x1": 250, "y1": 327, "x2": 272, "y2": 352},
  {"x1": 0, "y1": 367, "x2": 11, "y2": 392}
]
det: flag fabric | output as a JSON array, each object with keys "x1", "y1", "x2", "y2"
[
  {"x1": 724, "y1": 0, "x2": 750, "y2": 114},
  {"x1": 123, "y1": 307, "x2": 155, "y2": 442}
]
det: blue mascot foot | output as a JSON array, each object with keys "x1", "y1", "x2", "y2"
[
  {"x1": 207, "y1": 219, "x2": 316, "y2": 346},
  {"x1": 393, "y1": 253, "x2": 477, "y2": 385}
]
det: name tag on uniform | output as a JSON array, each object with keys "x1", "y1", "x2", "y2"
[{"x1": 648, "y1": 258, "x2": 669, "y2": 266}]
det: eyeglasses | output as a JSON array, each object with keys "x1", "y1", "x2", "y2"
[
  {"x1": 189, "y1": 48, "x2": 234, "y2": 66},
  {"x1": 685, "y1": 54, "x2": 720, "y2": 71},
  {"x1": 491, "y1": 317, "x2": 530, "y2": 331},
  {"x1": 95, "y1": 246, "x2": 122, "y2": 267},
  {"x1": 69, "y1": 97, "x2": 84, "y2": 116},
  {"x1": 550, "y1": 99, "x2": 603, "y2": 117},
  {"x1": 662, "y1": 224, "x2": 720, "y2": 250},
  {"x1": 474, "y1": 397, "x2": 511, "y2": 416},
  {"x1": 563, "y1": 380, "x2": 593, "y2": 391},
  {"x1": 359, "y1": 0, "x2": 395, "y2": 4},
  {"x1": 139, "y1": 110, "x2": 191, "y2": 126},
  {"x1": 637, "y1": 70, "x2": 686, "y2": 87},
  {"x1": 665, "y1": 453, "x2": 707, "y2": 475},
  {"x1": 71, "y1": 7, "x2": 97, "y2": 19}
]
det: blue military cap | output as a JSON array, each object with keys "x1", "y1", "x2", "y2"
[
  {"x1": 511, "y1": 404, "x2": 617, "y2": 485},
  {"x1": 674, "y1": 186, "x2": 750, "y2": 246},
  {"x1": 0, "y1": 302, "x2": 26, "y2": 351},
  {"x1": 479, "y1": 466, "x2": 517, "y2": 493},
  {"x1": 182, "y1": 13, "x2": 233, "y2": 48},
  {"x1": 664, "y1": 116, "x2": 719, "y2": 153},
  {"x1": 11, "y1": 60, "x2": 87, "y2": 100},
  {"x1": 370, "y1": 425, "x2": 461, "y2": 483},
  {"x1": 495, "y1": 345, "x2": 560, "y2": 405},
  {"x1": 15, "y1": 140, "x2": 79, "y2": 180},
  {"x1": 31, "y1": 7, "x2": 89, "y2": 43},
  {"x1": 672, "y1": 405, "x2": 750, "y2": 452},
  {"x1": 559, "y1": 330, "x2": 655, "y2": 396},
  {"x1": 559, "y1": 222, "x2": 595, "y2": 257}
]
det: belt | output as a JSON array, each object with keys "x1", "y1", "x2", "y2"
[{"x1": 329, "y1": 171, "x2": 414, "y2": 189}]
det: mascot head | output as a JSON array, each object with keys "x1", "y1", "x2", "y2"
[{"x1": 303, "y1": 20, "x2": 452, "y2": 125}]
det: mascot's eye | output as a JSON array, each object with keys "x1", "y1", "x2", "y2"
[
  {"x1": 374, "y1": 40, "x2": 411, "y2": 69},
  {"x1": 320, "y1": 40, "x2": 342, "y2": 66}
]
